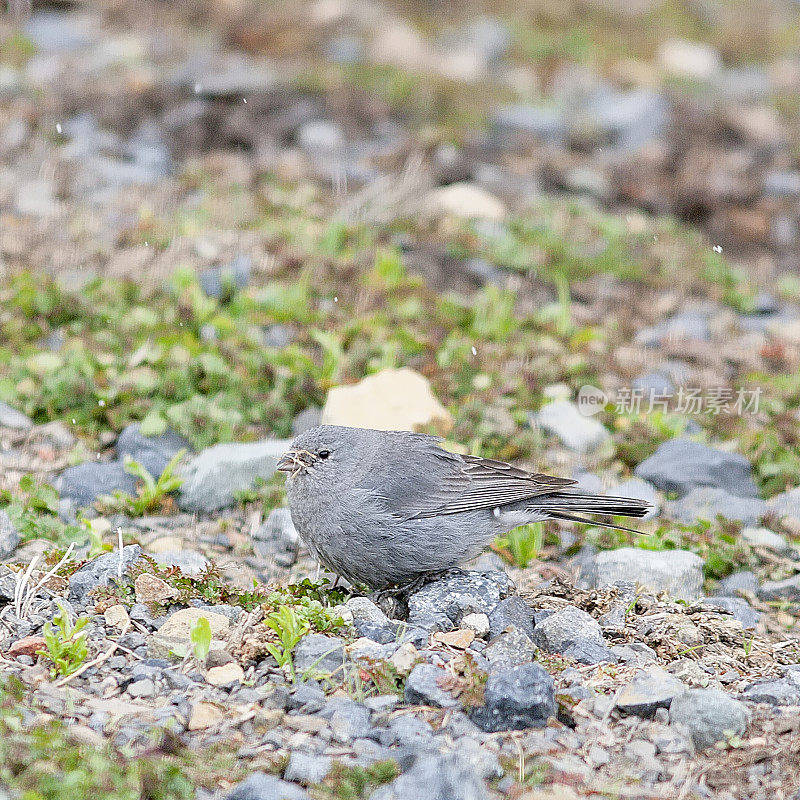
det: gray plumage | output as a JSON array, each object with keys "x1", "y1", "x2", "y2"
[{"x1": 278, "y1": 425, "x2": 652, "y2": 589}]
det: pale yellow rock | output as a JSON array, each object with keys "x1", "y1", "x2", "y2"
[
  {"x1": 156, "y1": 608, "x2": 230, "y2": 641},
  {"x1": 461, "y1": 613, "x2": 490, "y2": 638},
  {"x1": 188, "y1": 701, "x2": 225, "y2": 730},
  {"x1": 433, "y1": 629, "x2": 475, "y2": 649},
  {"x1": 426, "y1": 182, "x2": 507, "y2": 221},
  {"x1": 389, "y1": 642, "x2": 419, "y2": 676},
  {"x1": 206, "y1": 662, "x2": 245, "y2": 686},
  {"x1": 104, "y1": 604, "x2": 130, "y2": 629},
  {"x1": 147, "y1": 535, "x2": 184, "y2": 553},
  {"x1": 322, "y1": 368, "x2": 453, "y2": 434},
  {"x1": 134, "y1": 573, "x2": 179, "y2": 605}
]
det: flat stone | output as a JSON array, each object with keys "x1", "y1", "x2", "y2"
[
  {"x1": 462, "y1": 613, "x2": 490, "y2": 638},
  {"x1": 127, "y1": 678, "x2": 156, "y2": 699},
  {"x1": 702, "y1": 597, "x2": 761, "y2": 630},
  {"x1": 670, "y1": 689, "x2": 748, "y2": 749},
  {"x1": 404, "y1": 663, "x2": 461, "y2": 709},
  {"x1": 9, "y1": 635, "x2": 46, "y2": 658},
  {"x1": 535, "y1": 400, "x2": 610, "y2": 453},
  {"x1": 188, "y1": 701, "x2": 224, "y2": 730},
  {"x1": 178, "y1": 438, "x2": 292, "y2": 513},
  {"x1": 206, "y1": 662, "x2": 245, "y2": 686},
  {"x1": 634, "y1": 439, "x2": 759, "y2": 498},
  {"x1": 116, "y1": 423, "x2": 192, "y2": 479},
  {"x1": 370, "y1": 753, "x2": 488, "y2": 800},
  {"x1": 582, "y1": 547, "x2": 704, "y2": 601},
  {"x1": 741, "y1": 527, "x2": 788, "y2": 553},
  {"x1": 716, "y1": 570, "x2": 760, "y2": 597},
  {"x1": 104, "y1": 605, "x2": 130, "y2": 628},
  {"x1": 322, "y1": 368, "x2": 453, "y2": 435},
  {"x1": 284, "y1": 751, "x2": 332, "y2": 784},
  {"x1": 69, "y1": 545, "x2": 143, "y2": 602},
  {"x1": 743, "y1": 678, "x2": 800, "y2": 706},
  {"x1": 225, "y1": 772, "x2": 308, "y2": 800},
  {"x1": 134, "y1": 573, "x2": 179, "y2": 605},
  {"x1": 470, "y1": 662, "x2": 555, "y2": 732},
  {"x1": 617, "y1": 668, "x2": 686, "y2": 717},
  {"x1": 484, "y1": 627, "x2": 537, "y2": 670},
  {"x1": 57, "y1": 462, "x2": 139, "y2": 508},
  {"x1": 293, "y1": 634, "x2": 345, "y2": 676},
  {"x1": 149, "y1": 608, "x2": 231, "y2": 659},
  {"x1": 666, "y1": 487, "x2": 766, "y2": 526}
]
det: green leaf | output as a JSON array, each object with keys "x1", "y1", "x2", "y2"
[
  {"x1": 190, "y1": 617, "x2": 212, "y2": 661},
  {"x1": 139, "y1": 411, "x2": 168, "y2": 437}
]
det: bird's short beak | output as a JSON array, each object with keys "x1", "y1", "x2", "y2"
[{"x1": 276, "y1": 451, "x2": 296, "y2": 472}]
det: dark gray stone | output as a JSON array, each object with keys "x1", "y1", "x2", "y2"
[
  {"x1": 670, "y1": 689, "x2": 748, "y2": 749},
  {"x1": 562, "y1": 640, "x2": 617, "y2": 665},
  {"x1": 666, "y1": 487, "x2": 766, "y2": 526},
  {"x1": 743, "y1": 679, "x2": 800, "y2": 706},
  {"x1": 69, "y1": 545, "x2": 142, "y2": 602},
  {"x1": 532, "y1": 607, "x2": 606, "y2": 654},
  {"x1": 284, "y1": 752, "x2": 332, "y2": 784},
  {"x1": 57, "y1": 462, "x2": 139, "y2": 507},
  {"x1": 407, "y1": 571, "x2": 510, "y2": 629},
  {"x1": 634, "y1": 439, "x2": 759, "y2": 498},
  {"x1": 380, "y1": 715, "x2": 433, "y2": 746},
  {"x1": 346, "y1": 596, "x2": 397, "y2": 644},
  {"x1": 716, "y1": 570, "x2": 760, "y2": 597},
  {"x1": 471, "y1": 662, "x2": 555, "y2": 732},
  {"x1": 199, "y1": 255, "x2": 252, "y2": 300},
  {"x1": 484, "y1": 627, "x2": 537, "y2": 670},
  {"x1": 225, "y1": 772, "x2": 308, "y2": 800},
  {"x1": 292, "y1": 634, "x2": 345, "y2": 676},
  {"x1": 488, "y1": 596, "x2": 534, "y2": 639},
  {"x1": 758, "y1": 574, "x2": 800, "y2": 602},
  {"x1": 702, "y1": 597, "x2": 761, "y2": 630},
  {"x1": 492, "y1": 103, "x2": 567, "y2": 144},
  {"x1": 616, "y1": 668, "x2": 686, "y2": 717},
  {"x1": 370, "y1": 753, "x2": 489, "y2": 800},
  {"x1": 0, "y1": 511, "x2": 20, "y2": 560},
  {"x1": 405, "y1": 664, "x2": 460, "y2": 709},
  {"x1": 116, "y1": 423, "x2": 191, "y2": 479},
  {"x1": 287, "y1": 682, "x2": 325, "y2": 713}
]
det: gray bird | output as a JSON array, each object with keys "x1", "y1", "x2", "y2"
[{"x1": 277, "y1": 425, "x2": 652, "y2": 589}]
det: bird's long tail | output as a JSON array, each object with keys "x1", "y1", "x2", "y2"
[{"x1": 529, "y1": 492, "x2": 653, "y2": 534}]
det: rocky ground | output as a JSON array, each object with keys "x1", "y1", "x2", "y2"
[{"x1": 2, "y1": 0, "x2": 800, "y2": 798}]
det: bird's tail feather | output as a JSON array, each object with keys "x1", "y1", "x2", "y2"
[{"x1": 530, "y1": 492, "x2": 652, "y2": 535}]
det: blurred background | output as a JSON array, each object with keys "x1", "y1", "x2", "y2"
[{"x1": 2, "y1": 0, "x2": 800, "y2": 495}]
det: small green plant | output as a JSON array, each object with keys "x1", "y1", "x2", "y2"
[
  {"x1": 494, "y1": 523, "x2": 543, "y2": 568},
  {"x1": 263, "y1": 606, "x2": 310, "y2": 681},
  {"x1": 325, "y1": 760, "x2": 400, "y2": 800},
  {"x1": 190, "y1": 617, "x2": 212, "y2": 661},
  {"x1": 37, "y1": 605, "x2": 89, "y2": 678},
  {"x1": 98, "y1": 450, "x2": 185, "y2": 516}
]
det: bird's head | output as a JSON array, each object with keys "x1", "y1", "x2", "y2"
[{"x1": 277, "y1": 425, "x2": 365, "y2": 481}]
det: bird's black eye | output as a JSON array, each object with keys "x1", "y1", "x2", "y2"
[{"x1": 318, "y1": 449, "x2": 330, "y2": 459}]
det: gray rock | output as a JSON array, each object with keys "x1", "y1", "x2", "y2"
[
  {"x1": 408, "y1": 571, "x2": 510, "y2": 629},
  {"x1": 320, "y1": 697, "x2": 372, "y2": 743},
  {"x1": 488, "y1": 596, "x2": 534, "y2": 639},
  {"x1": 297, "y1": 120, "x2": 345, "y2": 153},
  {"x1": 492, "y1": 103, "x2": 567, "y2": 144},
  {"x1": 670, "y1": 689, "x2": 748, "y2": 749},
  {"x1": 764, "y1": 171, "x2": 800, "y2": 198},
  {"x1": 666, "y1": 487, "x2": 766, "y2": 526},
  {"x1": 380, "y1": 714, "x2": 433, "y2": 746},
  {"x1": 287, "y1": 682, "x2": 325, "y2": 713},
  {"x1": 535, "y1": 400, "x2": 610, "y2": 453},
  {"x1": 634, "y1": 439, "x2": 759, "y2": 498},
  {"x1": 702, "y1": 597, "x2": 761, "y2": 630},
  {"x1": 405, "y1": 664, "x2": 461, "y2": 709},
  {"x1": 127, "y1": 678, "x2": 156, "y2": 698},
  {"x1": 766, "y1": 487, "x2": 800, "y2": 522},
  {"x1": 347, "y1": 597, "x2": 397, "y2": 644},
  {"x1": 741, "y1": 527, "x2": 788, "y2": 553},
  {"x1": 758, "y1": 574, "x2": 800, "y2": 602},
  {"x1": 187, "y1": 63, "x2": 280, "y2": 98},
  {"x1": 616, "y1": 668, "x2": 686, "y2": 717},
  {"x1": 716, "y1": 570, "x2": 760, "y2": 597},
  {"x1": 471, "y1": 662, "x2": 555, "y2": 732},
  {"x1": 632, "y1": 372, "x2": 674, "y2": 396},
  {"x1": 153, "y1": 550, "x2": 208, "y2": 574},
  {"x1": 293, "y1": 634, "x2": 345, "y2": 676},
  {"x1": 610, "y1": 643, "x2": 658, "y2": 665},
  {"x1": 610, "y1": 478, "x2": 660, "y2": 519},
  {"x1": 57, "y1": 462, "x2": 139, "y2": 507},
  {"x1": 743, "y1": 679, "x2": 800, "y2": 706},
  {"x1": 636, "y1": 311, "x2": 710, "y2": 347},
  {"x1": 252, "y1": 508, "x2": 299, "y2": 566},
  {"x1": 116, "y1": 423, "x2": 192, "y2": 479},
  {"x1": 199, "y1": 255, "x2": 252, "y2": 300},
  {"x1": 284, "y1": 752, "x2": 332, "y2": 784},
  {"x1": 562, "y1": 640, "x2": 617, "y2": 665},
  {"x1": 532, "y1": 607, "x2": 605, "y2": 654},
  {"x1": 178, "y1": 438, "x2": 292, "y2": 512},
  {"x1": 324, "y1": 35, "x2": 364, "y2": 65},
  {"x1": 464, "y1": 16, "x2": 511, "y2": 63},
  {"x1": 24, "y1": 11, "x2": 92, "y2": 53},
  {"x1": 370, "y1": 753, "x2": 489, "y2": 800},
  {"x1": 225, "y1": 772, "x2": 308, "y2": 800},
  {"x1": 69, "y1": 545, "x2": 142, "y2": 602},
  {"x1": 0, "y1": 511, "x2": 20, "y2": 560},
  {"x1": 292, "y1": 407, "x2": 322, "y2": 436},
  {"x1": 0, "y1": 402, "x2": 33, "y2": 430},
  {"x1": 484, "y1": 627, "x2": 537, "y2": 670},
  {"x1": 581, "y1": 548, "x2": 704, "y2": 601}
]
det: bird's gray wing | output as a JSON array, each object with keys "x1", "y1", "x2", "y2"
[{"x1": 357, "y1": 436, "x2": 576, "y2": 520}]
